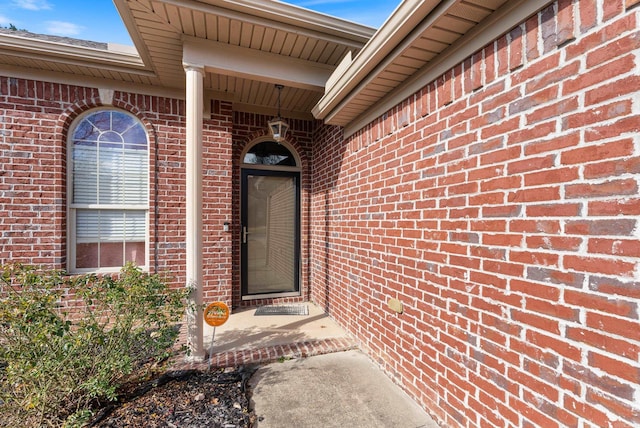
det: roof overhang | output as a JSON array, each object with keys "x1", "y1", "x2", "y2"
[
  {"x1": 0, "y1": 30, "x2": 151, "y2": 76},
  {"x1": 313, "y1": 0, "x2": 555, "y2": 137},
  {"x1": 0, "y1": 1, "x2": 375, "y2": 119},
  {"x1": 0, "y1": 0, "x2": 557, "y2": 126},
  {"x1": 114, "y1": 0, "x2": 375, "y2": 118}
]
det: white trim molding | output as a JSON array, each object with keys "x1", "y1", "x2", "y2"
[
  {"x1": 184, "y1": 64, "x2": 206, "y2": 361},
  {"x1": 182, "y1": 36, "x2": 333, "y2": 92}
]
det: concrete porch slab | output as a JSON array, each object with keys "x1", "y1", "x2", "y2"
[
  {"x1": 175, "y1": 302, "x2": 357, "y2": 370},
  {"x1": 203, "y1": 302, "x2": 349, "y2": 354}
]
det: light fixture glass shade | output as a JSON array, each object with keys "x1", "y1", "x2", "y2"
[{"x1": 268, "y1": 117, "x2": 290, "y2": 142}]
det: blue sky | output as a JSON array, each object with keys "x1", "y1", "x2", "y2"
[{"x1": 0, "y1": 0, "x2": 400, "y2": 46}]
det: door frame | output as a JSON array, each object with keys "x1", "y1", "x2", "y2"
[{"x1": 240, "y1": 167, "x2": 301, "y2": 300}]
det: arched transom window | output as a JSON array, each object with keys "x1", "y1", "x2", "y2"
[
  {"x1": 243, "y1": 141, "x2": 298, "y2": 167},
  {"x1": 68, "y1": 109, "x2": 148, "y2": 272}
]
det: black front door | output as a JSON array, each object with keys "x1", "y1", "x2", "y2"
[{"x1": 241, "y1": 168, "x2": 300, "y2": 298}]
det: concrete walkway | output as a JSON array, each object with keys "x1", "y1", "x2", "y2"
[
  {"x1": 250, "y1": 350, "x2": 438, "y2": 428},
  {"x1": 174, "y1": 303, "x2": 438, "y2": 427}
]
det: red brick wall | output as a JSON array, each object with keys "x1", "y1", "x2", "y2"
[
  {"x1": 0, "y1": 80, "x2": 236, "y2": 308},
  {"x1": 311, "y1": 1, "x2": 640, "y2": 426},
  {"x1": 2, "y1": 0, "x2": 639, "y2": 424},
  {"x1": 0, "y1": 78, "x2": 87, "y2": 266},
  {"x1": 0, "y1": 77, "x2": 317, "y2": 310}
]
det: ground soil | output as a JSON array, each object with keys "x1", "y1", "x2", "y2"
[{"x1": 90, "y1": 366, "x2": 258, "y2": 428}]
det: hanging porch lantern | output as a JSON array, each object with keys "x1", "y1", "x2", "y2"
[{"x1": 268, "y1": 84, "x2": 290, "y2": 142}]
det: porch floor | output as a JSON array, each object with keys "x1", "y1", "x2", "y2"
[
  {"x1": 169, "y1": 303, "x2": 436, "y2": 428},
  {"x1": 174, "y1": 302, "x2": 357, "y2": 370}
]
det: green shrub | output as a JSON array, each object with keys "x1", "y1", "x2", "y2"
[{"x1": 0, "y1": 262, "x2": 188, "y2": 427}]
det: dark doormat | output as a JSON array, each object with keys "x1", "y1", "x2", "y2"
[{"x1": 254, "y1": 305, "x2": 309, "y2": 316}]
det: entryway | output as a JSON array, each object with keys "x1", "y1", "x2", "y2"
[{"x1": 240, "y1": 141, "x2": 301, "y2": 300}]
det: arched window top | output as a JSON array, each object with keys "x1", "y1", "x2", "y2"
[
  {"x1": 72, "y1": 109, "x2": 147, "y2": 150},
  {"x1": 243, "y1": 141, "x2": 297, "y2": 167}
]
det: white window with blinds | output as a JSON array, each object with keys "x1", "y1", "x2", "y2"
[{"x1": 68, "y1": 109, "x2": 149, "y2": 272}]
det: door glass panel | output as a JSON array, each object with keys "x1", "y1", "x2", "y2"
[
  {"x1": 245, "y1": 174, "x2": 297, "y2": 295},
  {"x1": 243, "y1": 141, "x2": 296, "y2": 166}
]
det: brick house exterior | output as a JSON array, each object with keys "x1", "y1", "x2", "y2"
[{"x1": 1, "y1": 0, "x2": 639, "y2": 426}]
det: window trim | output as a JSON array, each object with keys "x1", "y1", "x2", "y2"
[{"x1": 67, "y1": 108, "x2": 150, "y2": 274}]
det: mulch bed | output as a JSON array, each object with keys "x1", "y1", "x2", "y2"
[{"x1": 91, "y1": 366, "x2": 258, "y2": 427}]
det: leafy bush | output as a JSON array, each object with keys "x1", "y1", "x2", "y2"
[{"x1": 0, "y1": 262, "x2": 188, "y2": 427}]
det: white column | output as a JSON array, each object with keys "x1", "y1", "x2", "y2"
[{"x1": 184, "y1": 64, "x2": 205, "y2": 360}]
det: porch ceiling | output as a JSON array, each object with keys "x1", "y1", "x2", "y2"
[{"x1": 114, "y1": 0, "x2": 375, "y2": 119}]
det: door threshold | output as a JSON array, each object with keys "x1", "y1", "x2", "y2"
[{"x1": 242, "y1": 291, "x2": 301, "y2": 301}]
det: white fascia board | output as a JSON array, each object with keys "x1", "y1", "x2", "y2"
[
  {"x1": 0, "y1": 33, "x2": 150, "y2": 74},
  {"x1": 182, "y1": 36, "x2": 333, "y2": 91},
  {"x1": 312, "y1": 0, "x2": 440, "y2": 120},
  {"x1": 224, "y1": 0, "x2": 375, "y2": 38},
  {"x1": 341, "y1": 0, "x2": 554, "y2": 137},
  {"x1": 161, "y1": 0, "x2": 375, "y2": 44},
  {"x1": 324, "y1": 50, "x2": 353, "y2": 91},
  {"x1": 112, "y1": 0, "x2": 158, "y2": 73},
  {"x1": 0, "y1": 64, "x2": 183, "y2": 99}
]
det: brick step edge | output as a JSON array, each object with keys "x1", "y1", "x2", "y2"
[{"x1": 171, "y1": 337, "x2": 358, "y2": 371}]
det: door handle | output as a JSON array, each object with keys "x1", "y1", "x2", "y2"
[{"x1": 243, "y1": 226, "x2": 249, "y2": 244}]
